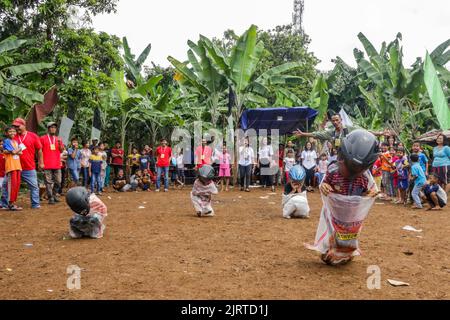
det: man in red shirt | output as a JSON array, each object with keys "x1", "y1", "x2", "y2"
[
  {"x1": 111, "y1": 141, "x2": 124, "y2": 177},
  {"x1": 155, "y1": 138, "x2": 172, "y2": 192},
  {"x1": 40, "y1": 122, "x2": 65, "y2": 205},
  {"x1": 1, "y1": 118, "x2": 44, "y2": 209},
  {"x1": 194, "y1": 138, "x2": 213, "y2": 169}
]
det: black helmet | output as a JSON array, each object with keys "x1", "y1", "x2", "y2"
[
  {"x1": 66, "y1": 187, "x2": 90, "y2": 215},
  {"x1": 339, "y1": 129, "x2": 379, "y2": 172},
  {"x1": 198, "y1": 165, "x2": 215, "y2": 181}
]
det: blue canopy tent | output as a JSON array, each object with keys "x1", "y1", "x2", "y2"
[{"x1": 240, "y1": 107, "x2": 318, "y2": 135}]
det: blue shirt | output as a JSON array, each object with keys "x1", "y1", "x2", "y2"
[
  {"x1": 411, "y1": 163, "x2": 426, "y2": 186},
  {"x1": 418, "y1": 152, "x2": 428, "y2": 173},
  {"x1": 432, "y1": 146, "x2": 450, "y2": 167},
  {"x1": 67, "y1": 148, "x2": 82, "y2": 171}
]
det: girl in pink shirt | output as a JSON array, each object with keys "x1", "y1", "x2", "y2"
[{"x1": 217, "y1": 145, "x2": 231, "y2": 191}]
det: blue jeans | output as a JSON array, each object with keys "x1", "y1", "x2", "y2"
[
  {"x1": 81, "y1": 167, "x2": 90, "y2": 187},
  {"x1": 2, "y1": 170, "x2": 40, "y2": 208},
  {"x1": 69, "y1": 168, "x2": 80, "y2": 184},
  {"x1": 156, "y1": 166, "x2": 169, "y2": 190},
  {"x1": 90, "y1": 172, "x2": 102, "y2": 193},
  {"x1": 412, "y1": 184, "x2": 423, "y2": 208}
]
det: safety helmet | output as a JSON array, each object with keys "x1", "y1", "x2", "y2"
[
  {"x1": 66, "y1": 187, "x2": 90, "y2": 215},
  {"x1": 339, "y1": 129, "x2": 379, "y2": 171},
  {"x1": 289, "y1": 165, "x2": 306, "y2": 183},
  {"x1": 198, "y1": 165, "x2": 215, "y2": 181}
]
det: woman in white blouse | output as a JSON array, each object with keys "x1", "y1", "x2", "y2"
[
  {"x1": 238, "y1": 138, "x2": 256, "y2": 192},
  {"x1": 300, "y1": 141, "x2": 318, "y2": 192}
]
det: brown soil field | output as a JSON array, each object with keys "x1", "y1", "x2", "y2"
[{"x1": 0, "y1": 187, "x2": 449, "y2": 300}]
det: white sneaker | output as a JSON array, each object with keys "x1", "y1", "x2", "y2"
[
  {"x1": 155, "y1": 189, "x2": 160, "y2": 192},
  {"x1": 164, "y1": 189, "x2": 168, "y2": 192}
]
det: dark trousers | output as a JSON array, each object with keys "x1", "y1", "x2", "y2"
[
  {"x1": 239, "y1": 164, "x2": 252, "y2": 189},
  {"x1": 259, "y1": 162, "x2": 273, "y2": 187},
  {"x1": 304, "y1": 167, "x2": 315, "y2": 187},
  {"x1": 81, "y1": 167, "x2": 90, "y2": 188},
  {"x1": 44, "y1": 169, "x2": 61, "y2": 200},
  {"x1": 111, "y1": 164, "x2": 123, "y2": 177}
]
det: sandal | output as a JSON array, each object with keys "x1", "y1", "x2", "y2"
[{"x1": 9, "y1": 205, "x2": 23, "y2": 211}]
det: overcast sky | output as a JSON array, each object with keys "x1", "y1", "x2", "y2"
[{"x1": 92, "y1": 0, "x2": 450, "y2": 71}]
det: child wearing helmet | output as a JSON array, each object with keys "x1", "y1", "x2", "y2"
[
  {"x1": 191, "y1": 165, "x2": 218, "y2": 217},
  {"x1": 282, "y1": 165, "x2": 310, "y2": 219},
  {"x1": 307, "y1": 130, "x2": 379, "y2": 266},
  {"x1": 65, "y1": 186, "x2": 108, "y2": 239}
]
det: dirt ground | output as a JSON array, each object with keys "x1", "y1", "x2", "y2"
[{"x1": 0, "y1": 186, "x2": 449, "y2": 300}]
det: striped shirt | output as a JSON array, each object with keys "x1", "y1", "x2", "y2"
[{"x1": 323, "y1": 163, "x2": 369, "y2": 196}]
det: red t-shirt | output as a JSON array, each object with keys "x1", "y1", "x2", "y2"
[
  {"x1": 111, "y1": 148, "x2": 124, "y2": 165},
  {"x1": 40, "y1": 134, "x2": 64, "y2": 170},
  {"x1": 0, "y1": 153, "x2": 5, "y2": 178},
  {"x1": 156, "y1": 146, "x2": 172, "y2": 167},
  {"x1": 14, "y1": 131, "x2": 42, "y2": 171}
]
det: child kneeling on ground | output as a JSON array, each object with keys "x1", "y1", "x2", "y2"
[
  {"x1": 191, "y1": 165, "x2": 218, "y2": 217},
  {"x1": 421, "y1": 173, "x2": 447, "y2": 210},
  {"x1": 282, "y1": 165, "x2": 310, "y2": 219},
  {"x1": 66, "y1": 187, "x2": 107, "y2": 239}
]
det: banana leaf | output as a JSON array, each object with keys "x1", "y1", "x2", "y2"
[
  {"x1": 111, "y1": 69, "x2": 130, "y2": 104},
  {"x1": 0, "y1": 38, "x2": 28, "y2": 54},
  {"x1": 7, "y1": 62, "x2": 54, "y2": 77},
  {"x1": 168, "y1": 56, "x2": 208, "y2": 94},
  {"x1": 136, "y1": 43, "x2": 151, "y2": 68}
]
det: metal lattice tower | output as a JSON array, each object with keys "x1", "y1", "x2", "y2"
[{"x1": 292, "y1": 0, "x2": 305, "y2": 35}]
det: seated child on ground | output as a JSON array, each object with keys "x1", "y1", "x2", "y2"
[
  {"x1": 282, "y1": 165, "x2": 310, "y2": 219},
  {"x1": 191, "y1": 165, "x2": 218, "y2": 217},
  {"x1": 130, "y1": 169, "x2": 143, "y2": 191},
  {"x1": 421, "y1": 173, "x2": 447, "y2": 210},
  {"x1": 140, "y1": 169, "x2": 152, "y2": 191},
  {"x1": 66, "y1": 187, "x2": 107, "y2": 239},
  {"x1": 112, "y1": 169, "x2": 131, "y2": 192}
]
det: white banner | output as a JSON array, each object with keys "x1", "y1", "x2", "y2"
[
  {"x1": 339, "y1": 108, "x2": 354, "y2": 127},
  {"x1": 91, "y1": 127, "x2": 101, "y2": 142},
  {"x1": 59, "y1": 116, "x2": 74, "y2": 146}
]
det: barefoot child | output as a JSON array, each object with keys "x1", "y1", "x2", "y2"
[
  {"x1": 282, "y1": 165, "x2": 310, "y2": 219},
  {"x1": 421, "y1": 173, "x2": 447, "y2": 210},
  {"x1": 65, "y1": 187, "x2": 107, "y2": 239},
  {"x1": 0, "y1": 138, "x2": 6, "y2": 208},
  {"x1": 307, "y1": 130, "x2": 379, "y2": 266},
  {"x1": 395, "y1": 148, "x2": 409, "y2": 204},
  {"x1": 2, "y1": 127, "x2": 23, "y2": 211},
  {"x1": 191, "y1": 165, "x2": 218, "y2": 217}
]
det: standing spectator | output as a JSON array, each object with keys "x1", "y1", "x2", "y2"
[
  {"x1": 80, "y1": 141, "x2": 91, "y2": 188},
  {"x1": 277, "y1": 143, "x2": 285, "y2": 185},
  {"x1": 258, "y1": 137, "x2": 275, "y2": 192},
  {"x1": 155, "y1": 139, "x2": 172, "y2": 192},
  {"x1": 431, "y1": 134, "x2": 450, "y2": 193},
  {"x1": 175, "y1": 148, "x2": 186, "y2": 188},
  {"x1": 372, "y1": 156, "x2": 383, "y2": 194},
  {"x1": 395, "y1": 148, "x2": 409, "y2": 205},
  {"x1": 0, "y1": 138, "x2": 5, "y2": 208},
  {"x1": 2, "y1": 126, "x2": 23, "y2": 211},
  {"x1": 315, "y1": 153, "x2": 329, "y2": 185},
  {"x1": 103, "y1": 143, "x2": 111, "y2": 188},
  {"x1": 67, "y1": 137, "x2": 82, "y2": 187},
  {"x1": 40, "y1": 122, "x2": 64, "y2": 205},
  {"x1": 89, "y1": 146, "x2": 103, "y2": 195},
  {"x1": 412, "y1": 142, "x2": 429, "y2": 176},
  {"x1": 218, "y1": 145, "x2": 231, "y2": 192},
  {"x1": 98, "y1": 142, "x2": 108, "y2": 191},
  {"x1": 111, "y1": 142, "x2": 124, "y2": 177},
  {"x1": 238, "y1": 138, "x2": 255, "y2": 192},
  {"x1": 127, "y1": 147, "x2": 140, "y2": 175},
  {"x1": 58, "y1": 146, "x2": 68, "y2": 195},
  {"x1": 283, "y1": 150, "x2": 296, "y2": 183},
  {"x1": 380, "y1": 142, "x2": 395, "y2": 201},
  {"x1": 284, "y1": 140, "x2": 296, "y2": 158},
  {"x1": 328, "y1": 148, "x2": 338, "y2": 163},
  {"x1": 89, "y1": 138, "x2": 99, "y2": 151},
  {"x1": 139, "y1": 149, "x2": 151, "y2": 172},
  {"x1": 301, "y1": 142, "x2": 318, "y2": 192},
  {"x1": 410, "y1": 153, "x2": 426, "y2": 209},
  {"x1": 194, "y1": 138, "x2": 213, "y2": 169},
  {"x1": 7, "y1": 118, "x2": 43, "y2": 209}
]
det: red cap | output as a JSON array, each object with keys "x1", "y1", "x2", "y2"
[{"x1": 12, "y1": 118, "x2": 26, "y2": 127}]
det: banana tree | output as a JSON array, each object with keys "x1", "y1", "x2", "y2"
[
  {"x1": 122, "y1": 36, "x2": 152, "y2": 86},
  {"x1": 0, "y1": 36, "x2": 54, "y2": 123},
  {"x1": 168, "y1": 38, "x2": 228, "y2": 126},
  {"x1": 354, "y1": 32, "x2": 445, "y2": 140}
]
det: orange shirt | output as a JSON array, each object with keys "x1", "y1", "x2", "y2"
[
  {"x1": 380, "y1": 152, "x2": 393, "y2": 172},
  {"x1": 3, "y1": 139, "x2": 22, "y2": 173}
]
